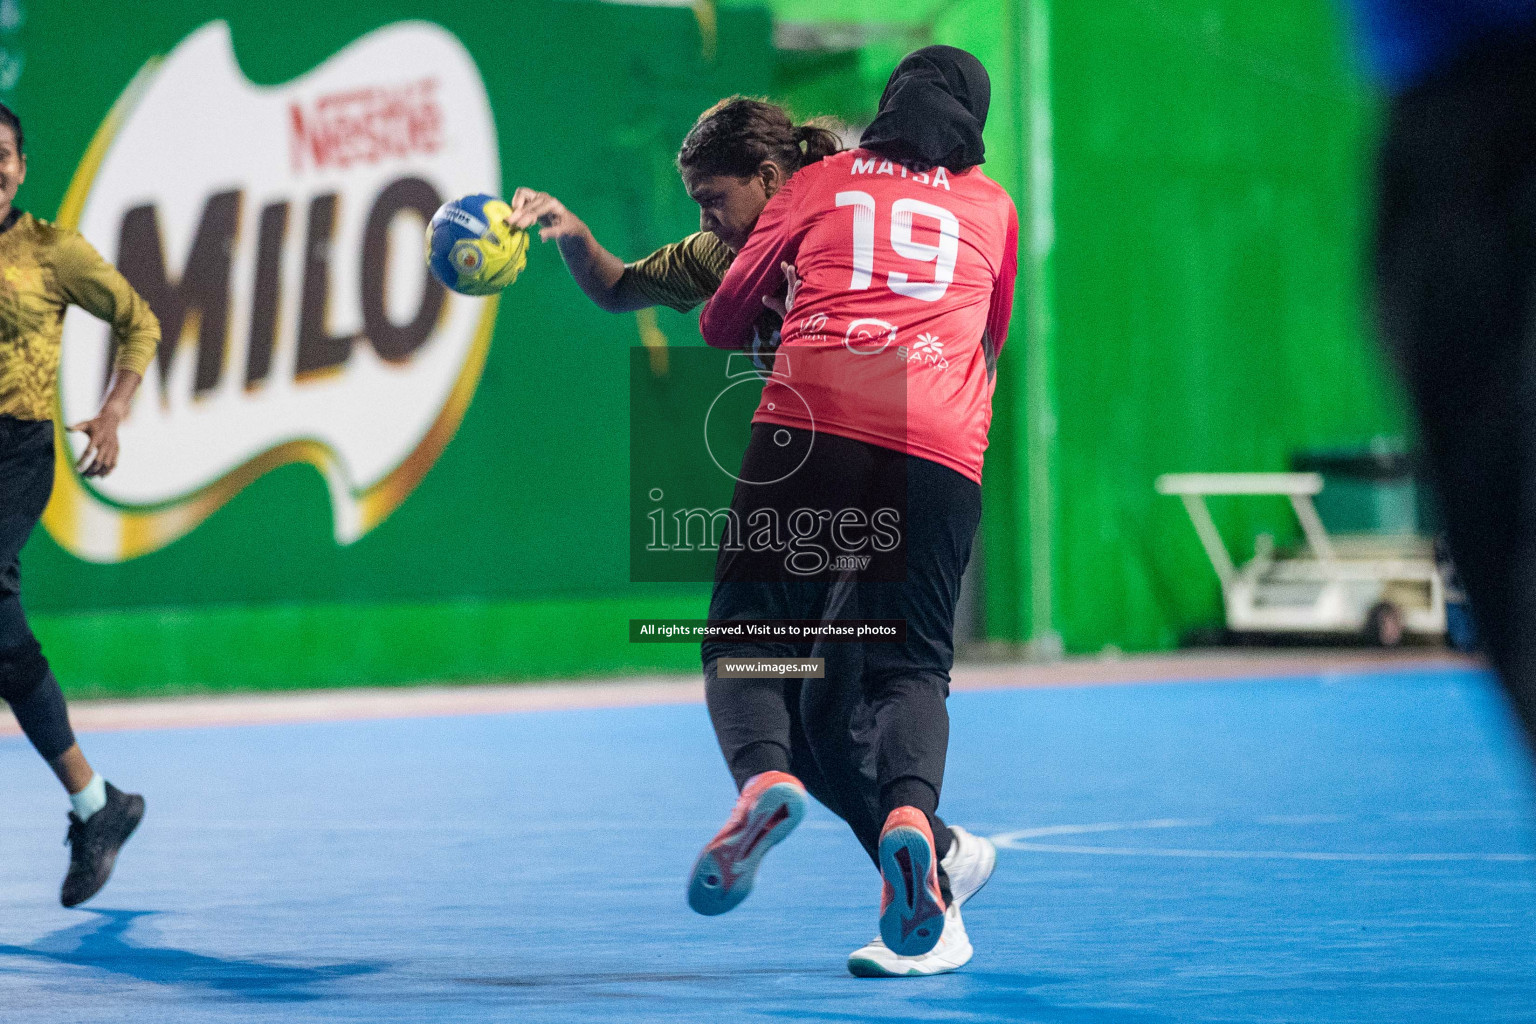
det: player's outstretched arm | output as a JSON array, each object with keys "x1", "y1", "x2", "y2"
[{"x1": 508, "y1": 187, "x2": 652, "y2": 313}]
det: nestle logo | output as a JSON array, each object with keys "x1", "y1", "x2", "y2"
[{"x1": 289, "y1": 78, "x2": 443, "y2": 173}]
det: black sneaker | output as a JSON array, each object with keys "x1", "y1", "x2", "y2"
[{"x1": 61, "y1": 782, "x2": 145, "y2": 908}]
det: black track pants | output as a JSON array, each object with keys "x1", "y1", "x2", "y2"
[
  {"x1": 702, "y1": 425, "x2": 981, "y2": 869},
  {"x1": 0, "y1": 417, "x2": 77, "y2": 761}
]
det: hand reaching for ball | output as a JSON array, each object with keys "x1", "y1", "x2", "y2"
[{"x1": 508, "y1": 187, "x2": 583, "y2": 242}]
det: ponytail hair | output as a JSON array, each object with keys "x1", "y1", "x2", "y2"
[
  {"x1": 678, "y1": 96, "x2": 843, "y2": 181},
  {"x1": 794, "y1": 121, "x2": 841, "y2": 165}
]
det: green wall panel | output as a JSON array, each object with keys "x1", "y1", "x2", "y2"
[
  {"x1": 4, "y1": 0, "x2": 1399, "y2": 692},
  {"x1": 753, "y1": 0, "x2": 1401, "y2": 652},
  {"x1": 1046, "y1": 0, "x2": 1404, "y2": 651},
  {"x1": 33, "y1": 594, "x2": 707, "y2": 698}
]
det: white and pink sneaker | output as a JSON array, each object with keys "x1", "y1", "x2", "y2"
[
  {"x1": 687, "y1": 771, "x2": 807, "y2": 916},
  {"x1": 849, "y1": 825, "x2": 996, "y2": 977},
  {"x1": 877, "y1": 806, "x2": 947, "y2": 956}
]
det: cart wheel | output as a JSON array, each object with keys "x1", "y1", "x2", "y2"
[{"x1": 1366, "y1": 602, "x2": 1405, "y2": 648}]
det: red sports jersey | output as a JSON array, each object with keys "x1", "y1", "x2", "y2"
[{"x1": 700, "y1": 148, "x2": 1019, "y2": 483}]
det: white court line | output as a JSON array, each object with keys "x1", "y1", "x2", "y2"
[{"x1": 989, "y1": 818, "x2": 1536, "y2": 863}]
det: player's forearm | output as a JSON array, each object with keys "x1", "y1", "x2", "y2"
[
  {"x1": 98, "y1": 368, "x2": 141, "y2": 419},
  {"x1": 555, "y1": 222, "x2": 641, "y2": 313}
]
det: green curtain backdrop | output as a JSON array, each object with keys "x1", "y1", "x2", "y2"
[
  {"x1": 5, "y1": 0, "x2": 1401, "y2": 693},
  {"x1": 747, "y1": 0, "x2": 1404, "y2": 653}
]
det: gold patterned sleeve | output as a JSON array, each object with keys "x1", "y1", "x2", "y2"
[
  {"x1": 615, "y1": 232, "x2": 734, "y2": 313},
  {"x1": 53, "y1": 230, "x2": 161, "y2": 378}
]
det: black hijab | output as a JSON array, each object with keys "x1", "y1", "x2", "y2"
[{"x1": 859, "y1": 45, "x2": 990, "y2": 172}]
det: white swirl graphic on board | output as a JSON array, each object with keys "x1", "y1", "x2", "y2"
[{"x1": 46, "y1": 20, "x2": 500, "y2": 562}]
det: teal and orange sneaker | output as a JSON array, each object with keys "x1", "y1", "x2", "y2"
[
  {"x1": 687, "y1": 771, "x2": 807, "y2": 916},
  {"x1": 877, "y1": 806, "x2": 947, "y2": 956}
]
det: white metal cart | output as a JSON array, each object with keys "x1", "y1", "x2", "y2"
[{"x1": 1156, "y1": 472, "x2": 1446, "y2": 646}]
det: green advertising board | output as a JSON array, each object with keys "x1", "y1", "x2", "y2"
[
  {"x1": 4, "y1": 0, "x2": 1407, "y2": 695},
  {"x1": 9, "y1": 0, "x2": 774, "y2": 694}
]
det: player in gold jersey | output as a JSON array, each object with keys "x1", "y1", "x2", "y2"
[
  {"x1": 0, "y1": 102, "x2": 158, "y2": 907},
  {"x1": 506, "y1": 98, "x2": 840, "y2": 352}
]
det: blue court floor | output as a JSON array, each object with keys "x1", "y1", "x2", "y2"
[{"x1": 2, "y1": 665, "x2": 1534, "y2": 1023}]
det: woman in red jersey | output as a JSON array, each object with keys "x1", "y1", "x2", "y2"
[{"x1": 687, "y1": 47, "x2": 1016, "y2": 976}]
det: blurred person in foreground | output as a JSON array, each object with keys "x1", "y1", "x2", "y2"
[
  {"x1": 509, "y1": 93, "x2": 998, "y2": 977},
  {"x1": 0, "y1": 102, "x2": 152, "y2": 905},
  {"x1": 1359, "y1": 0, "x2": 1536, "y2": 743}
]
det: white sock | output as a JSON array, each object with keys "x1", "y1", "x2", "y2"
[{"x1": 70, "y1": 773, "x2": 108, "y2": 821}]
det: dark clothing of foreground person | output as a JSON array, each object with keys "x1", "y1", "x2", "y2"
[{"x1": 1362, "y1": 6, "x2": 1536, "y2": 742}]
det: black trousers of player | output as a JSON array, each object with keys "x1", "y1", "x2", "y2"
[
  {"x1": 1375, "y1": 24, "x2": 1536, "y2": 743},
  {"x1": 0, "y1": 417, "x2": 78, "y2": 763},
  {"x1": 701, "y1": 424, "x2": 982, "y2": 888}
]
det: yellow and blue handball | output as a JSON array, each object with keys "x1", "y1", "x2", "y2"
[{"x1": 425, "y1": 194, "x2": 530, "y2": 296}]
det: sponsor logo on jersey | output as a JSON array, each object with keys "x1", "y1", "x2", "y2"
[
  {"x1": 47, "y1": 21, "x2": 500, "y2": 562},
  {"x1": 844, "y1": 317, "x2": 898, "y2": 355},
  {"x1": 901, "y1": 332, "x2": 949, "y2": 370}
]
